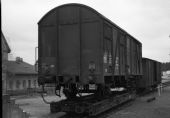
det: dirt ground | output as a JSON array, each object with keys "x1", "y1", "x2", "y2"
[{"x1": 13, "y1": 86, "x2": 170, "y2": 118}]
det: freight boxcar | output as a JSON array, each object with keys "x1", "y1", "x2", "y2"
[
  {"x1": 137, "y1": 58, "x2": 161, "y2": 91},
  {"x1": 37, "y1": 3, "x2": 142, "y2": 98}
]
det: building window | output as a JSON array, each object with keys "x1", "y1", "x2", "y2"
[
  {"x1": 16, "y1": 80, "x2": 20, "y2": 89},
  {"x1": 28, "y1": 80, "x2": 31, "y2": 88},
  {"x1": 9, "y1": 80, "x2": 13, "y2": 90},
  {"x1": 23, "y1": 80, "x2": 26, "y2": 88}
]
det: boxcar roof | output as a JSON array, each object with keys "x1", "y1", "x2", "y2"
[{"x1": 38, "y1": 3, "x2": 141, "y2": 45}]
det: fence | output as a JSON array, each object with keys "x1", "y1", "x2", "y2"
[{"x1": 2, "y1": 94, "x2": 30, "y2": 118}]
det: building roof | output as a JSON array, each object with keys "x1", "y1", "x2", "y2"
[
  {"x1": 1, "y1": 31, "x2": 11, "y2": 53},
  {"x1": 6, "y1": 60, "x2": 37, "y2": 75}
]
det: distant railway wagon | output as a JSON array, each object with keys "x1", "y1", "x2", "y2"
[
  {"x1": 137, "y1": 58, "x2": 161, "y2": 91},
  {"x1": 37, "y1": 3, "x2": 142, "y2": 98}
]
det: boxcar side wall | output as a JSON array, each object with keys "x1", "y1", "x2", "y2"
[
  {"x1": 102, "y1": 18, "x2": 142, "y2": 87},
  {"x1": 103, "y1": 22, "x2": 116, "y2": 75}
]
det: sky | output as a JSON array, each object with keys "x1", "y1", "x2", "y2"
[{"x1": 2, "y1": 0, "x2": 170, "y2": 65}]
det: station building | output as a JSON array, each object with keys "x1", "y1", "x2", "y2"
[{"x1": 6, "y1": 57, "x2": 39, "y2": 95}]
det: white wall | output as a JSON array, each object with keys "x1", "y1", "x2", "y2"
[{"x1": 7, "y1": 75, "x2": 39, "y2": 91}]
